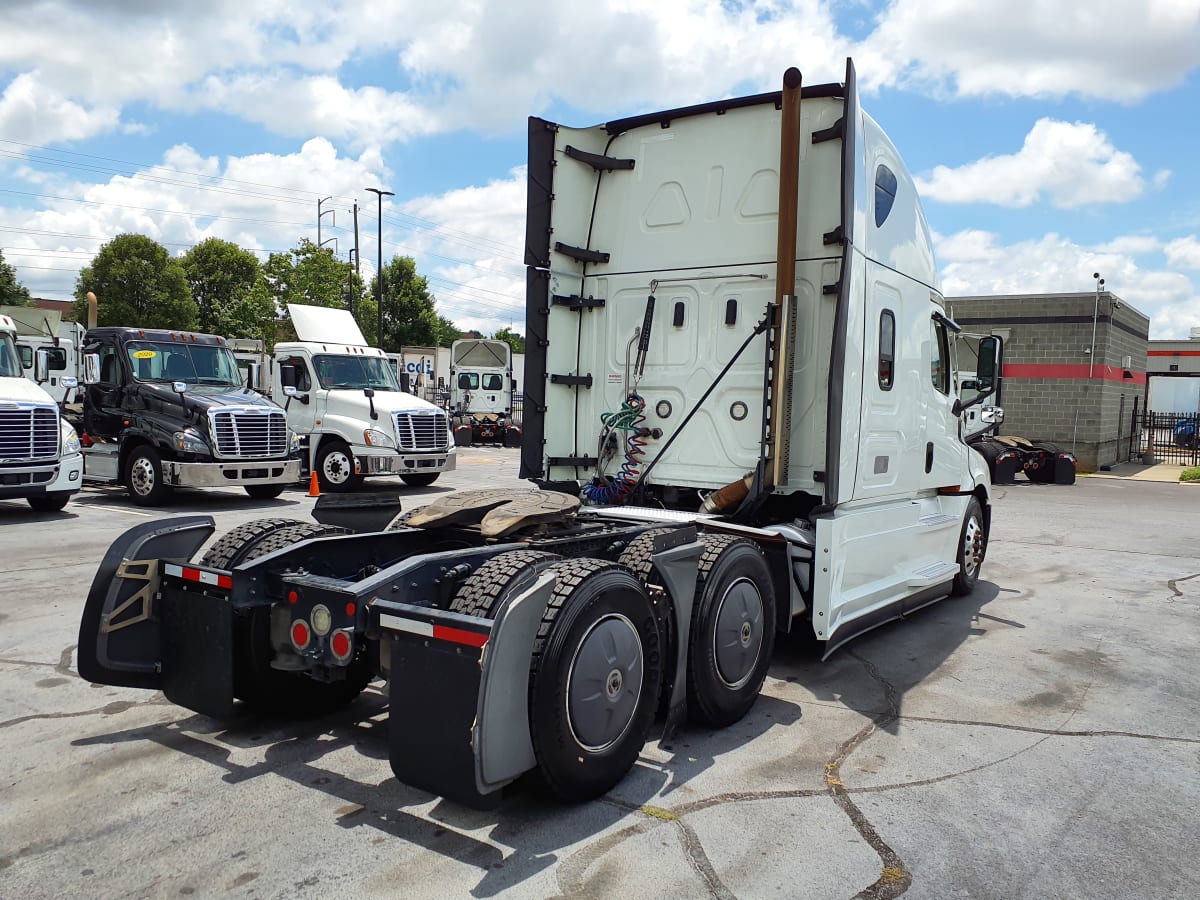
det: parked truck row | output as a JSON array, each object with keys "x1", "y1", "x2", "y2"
[
  {"x1": 79, "y1": 61, "x2": 1007, "y2": 808},
  {"x1": 1, "y1": 302, "x2": 456, "y2": 509}
]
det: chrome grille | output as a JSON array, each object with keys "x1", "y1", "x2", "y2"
[
  {"x1": 394, "y1": 411, "x2": 449, "y2": 452},
  {"x1": 210, "y1": 409, "x2": 289, "y2": 459},
  {"x1": 0, "y1": 405, "x2": 58, "y2": 463}
]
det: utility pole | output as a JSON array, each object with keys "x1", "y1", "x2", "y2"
[
  {"x1": 348, "y1": 248, "x2": 357, "y2": 314},
  {"x1": 318, "y1": 196, "x2": 335, "y2": 250},
  {"x1": 352, "y1": 201, "x2": 361, "y2": 279},
  {"x1": 365, "y1": 187, "x2": 394, "y2": 350}
]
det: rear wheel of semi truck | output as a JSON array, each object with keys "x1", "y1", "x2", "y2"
[
  {"x1": 125, "y1": 445, "x2": 173, "y2": 506},
  {"x1": 952, "y1": 497, "x2": 987, "y2": 596},
  {"x1": 686, "y1": 535, "x2": 776, "y2": 728},
  {"x1": 27, "y1": 492, "x2": 71, "y2": 512},
  {"x1": 244, "y1": 483, "x2": 286, "y2": 500},
  {"x1": 528, "y1": 559, "x2": 662, "y2": 802},
  {"x1": 199, "y1": 520, "x2": 367, "y2": 716},
  {"x1": 448, "y1": 549, "x2": 562, "y2": 617}
]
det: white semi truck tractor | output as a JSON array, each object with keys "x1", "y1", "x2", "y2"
[
  {"x1": 77, "y1": 60, "x2": 1001, "y2": 806},
  {"x1": 449, "y1": 337, "x2": 521, "y2": 446},
  {"x1": 0, "y1": 313, "x2": 83, "y2": 512}
]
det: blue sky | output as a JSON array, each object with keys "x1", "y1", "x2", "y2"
[{"x1": 1, "y1": 0, "x2": 1199, "y2": 337}]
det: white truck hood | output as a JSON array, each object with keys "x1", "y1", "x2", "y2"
[
  {"x1": 0, "y1": 375, "x2": 58, "y2": 406},
  {"x1": 325, "y1": 388, "x2": 444, "y2": 416}
]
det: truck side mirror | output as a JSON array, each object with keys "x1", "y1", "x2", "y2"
[
  {"x1": 82, "y1": 352, "x2": 101, "y2": 385},
  {"x1": 34, "y1": 348, "x2": 50, "y2": 384},
  {"x1": 279, "y1": 364, "x2": 297, "y2": 390},
  {"x1": 172, "y1": 381, "x2": 189, "y2": 395},
  {"x1": 399, "y1": 372, "x2": 412, "y2": 393},
  {"x1": 976, "y1": 335, "x2": 1001, "y2": 392}
]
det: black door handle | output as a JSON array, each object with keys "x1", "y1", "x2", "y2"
[{"x1": 925, "y1": 441, "x2": 934, "y2": 473}]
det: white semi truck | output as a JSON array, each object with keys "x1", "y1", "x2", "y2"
[
  {"x1": 77, "y1": 61, "x2": 1001, "y2": 806},
  {"x1": 272, "y1": 304, "x2": 456, "y2": 491},
  {"x1": 0, "y1": 313, "x2": 83, "y2": 511},
  {"x1": 449, "y1": 337, "x2": 521, "y2": 446}
]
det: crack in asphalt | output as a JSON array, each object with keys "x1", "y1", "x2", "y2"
[
  {"x1": 0, "y1": 695, "x2": 173, "y2": 730},
  {"x1": 1166, "y1": 572, "x2": 1200, "y2": 600},
  {"x1": 676, "y1": 819, "x2": 736, "y2": 900}
]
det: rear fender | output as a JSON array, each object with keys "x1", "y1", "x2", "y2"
[{"x1": 77, "y1": 516, "x2": 215, "y2": 688}]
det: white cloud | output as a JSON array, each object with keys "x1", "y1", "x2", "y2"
[
  {"x1": 864, "y1": 0, "x2": 1200, "y2": 102},
  {"x1": 916, "y1": 119, "x2": 1163, "y2": 209},
  {"x1": 0, "y1": 73, "x2": 119, "y2": 144},
  {"x1": 1165, "y1": 235, "x2": 1200, "y2": 269},
  {"x1": 936, "y1": 229, "x2": 1200, "y2": 338}
]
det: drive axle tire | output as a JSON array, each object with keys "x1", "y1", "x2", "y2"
[
  {"x1": 952, "y1": 497, "x2": 987, "y2": 596},
  {"x1": 449, "y1": 550, "x2": 561, "y2": 617},
  {"x1": 224, "y1": 522, "x2": 364, "y2": 716},
  {"x1": 125, "y1": 445, "x2": 173, "y2": 506},
  {"x1": 316, "y1": 439, "x2": 362, "y2": 492},
  {"x1": 528, "y1": 559, "x2": 662, "y2": 802},
  {"x1": 198, "y1": 518, "x2": 307, "y2": 570},
  {"x1": 686, "y1": 535, "x2": 776, "y2": 728}
]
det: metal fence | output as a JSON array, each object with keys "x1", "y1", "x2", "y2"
[{"x1": 1129, "y1": 409, "x2": 1200, "y2": 466}]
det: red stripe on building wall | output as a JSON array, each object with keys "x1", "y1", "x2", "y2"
[
  {"x1": 1002, "y1": 363, "x2": 1146, "y2": 385},
  {"x1": 1148, "y1": 350, "x2": 1200, "y2": 356}
]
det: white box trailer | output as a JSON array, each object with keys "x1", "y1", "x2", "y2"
[
  {"x1": 449, "y1": 338, "x2": 521, "y2": 446},
  {"x1": 75, "y1": 61, "x2": 1001, "y2": 807}
]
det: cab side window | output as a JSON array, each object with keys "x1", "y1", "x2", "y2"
[
  {"x1": 95, "y1": 344, "x2": 124, "y2": 386},
  {"x1": 279, "y1": 355, "x2": 312, "y2": 391},
  {"x1": 929, "y1": 320, "x2": 949, "y2": 395}
]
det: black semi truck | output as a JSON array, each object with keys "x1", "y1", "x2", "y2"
[{"x1": 77, "y1": 327, "x2": 300, "y2": 505}]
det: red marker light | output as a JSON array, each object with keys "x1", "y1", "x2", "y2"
[
  {"x1": 345, "y1": 601, "x2": 356, "y2": 616},
  {"x1": 291, "y1": 620, "x2": 310, "y2": 650},
  {"x1": 287, "y1": 590, "x2": 298, "y2": 604},
  {"x1": 330, "y1": 631, "x2": 352, "y2": 660}
]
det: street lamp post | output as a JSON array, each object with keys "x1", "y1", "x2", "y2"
[
  {"x1": 365, "y1": 187, "x2": 394, "y2": 349},
  {"x1": 1089, "y1": 272, "x2": 1104, "y2": 379}
]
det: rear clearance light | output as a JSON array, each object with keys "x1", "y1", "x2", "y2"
[
  {"x1": 379, "y1": 613, "x2": 489, "y2": 648},
  {"x1": 310, "y1": 604, "x2": 332, "y2": 636},
  {"x1": 330, "y1": 629, "x2": 353, "y2": 661},
  {"x1": 163, "y1": 563, "x2": 232, "y2": 590},
  {"x1": 291, "y1": 619, "x2": 311, "y2": 650}
]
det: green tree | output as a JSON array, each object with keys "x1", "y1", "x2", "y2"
[
  {"x1": 72, "y1": 234, "x2": 197, "y2": 330},
  {"x1": 492, "y1": 326, "x2": 525, "y2": 354},
  {"x1": 0, "y1": 249, "x2": 32, "y2": 306},
  {"x1": 181, "y1": 237, "x2": 264, "y2": 335},
  {"x1": 370, "y1": 255, "x2": 459, "y2": 350},
  {"x1": 264, "y1": 239, "x2": 363, "y2": 336}
]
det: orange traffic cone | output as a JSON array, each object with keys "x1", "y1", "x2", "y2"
[{"x1": 307, "y1": 470, "x2": 321, "y2": 497}]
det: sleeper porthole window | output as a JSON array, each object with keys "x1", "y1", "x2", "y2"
[{"x1": 875, "y1": 164, "x2": 897, "y2": 227}]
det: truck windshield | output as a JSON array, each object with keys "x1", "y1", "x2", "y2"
[
  {"x1": 124, "y1": 341, "x2": 243, "y2": 387},
  {"x1": 0, "y1": 333, "x2": 21, "y2": 377},
  {"x1": 312, "y1": 354, "x2": 400, "y2": 391}
]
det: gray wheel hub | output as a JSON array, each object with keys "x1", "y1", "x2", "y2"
[
  {"x1": 566, "y1": 613, "x2": 643, "y2": 752},
  {"x1": 714, "y1": 577, "x2": 764, "y2": 690},
  {"x1": 129, "y1": 456, "x2": 155, "y2": 496},
  {"x1": 962, "y1": 514, "x2": 984, "y2": 577},
  {"x1": 322, "y1": 449, "x2": 353, "y2": 485}
]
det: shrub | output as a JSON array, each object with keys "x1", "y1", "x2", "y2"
[{"x1": 1181, "y1": 466, "x2": 1200, "y2": 483}]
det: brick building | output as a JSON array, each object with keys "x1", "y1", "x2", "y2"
[{"x1": 945, "y1": 292, "x2": 1149, "y2": 471}]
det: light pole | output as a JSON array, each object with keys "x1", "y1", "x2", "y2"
[
  {"x1": 1089, "y1": 272, "x2": 1104, "y2": 379},
  {"x1": 365, "y1": 187, "x2": 394, "y2": 349}
]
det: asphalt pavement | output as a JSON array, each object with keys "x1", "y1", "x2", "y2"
[{"x1": 1, "y1": 451, "x2": 1197, "y2": 899}]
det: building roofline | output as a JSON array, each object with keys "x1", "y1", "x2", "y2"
[{"x1": 945, "y1": 291, "x2": 1149, "y2": 323}]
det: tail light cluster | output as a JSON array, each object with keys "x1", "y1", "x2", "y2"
[{"x1": 286, "y1": 595, "x2": 358, "y2": 665}]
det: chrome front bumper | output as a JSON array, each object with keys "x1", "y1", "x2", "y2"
[
  {"x1": 162, "y1": 458, "x2": 301, "y2": 488},
  {"x1": 357, "y1": 448, "x2": 456, "y2": 476}
]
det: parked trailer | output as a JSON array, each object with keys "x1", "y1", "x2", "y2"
[
  {"x1": 449, "y1": 338, "x2": 521, "y2": 447},
  {"x1": 77, "y1": 60, "x2": 1002, "y2": 806}
]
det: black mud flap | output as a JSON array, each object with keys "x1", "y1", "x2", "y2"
[
  {"x1": 380, "y1": 603, "x2": 499, "y2": 809},
  {"x1": 160, "y1": 578, "x2": 235, "y2": 719},
  {"x1": 1054, "y1": 456, "x2": 1077, "y2": 485},
  {"x1": 77, "y1": 517, "x2": 215, "y2": 690},
  {"x1": 994, "y1": 455, "x2": 1019, "y2": 484}
]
